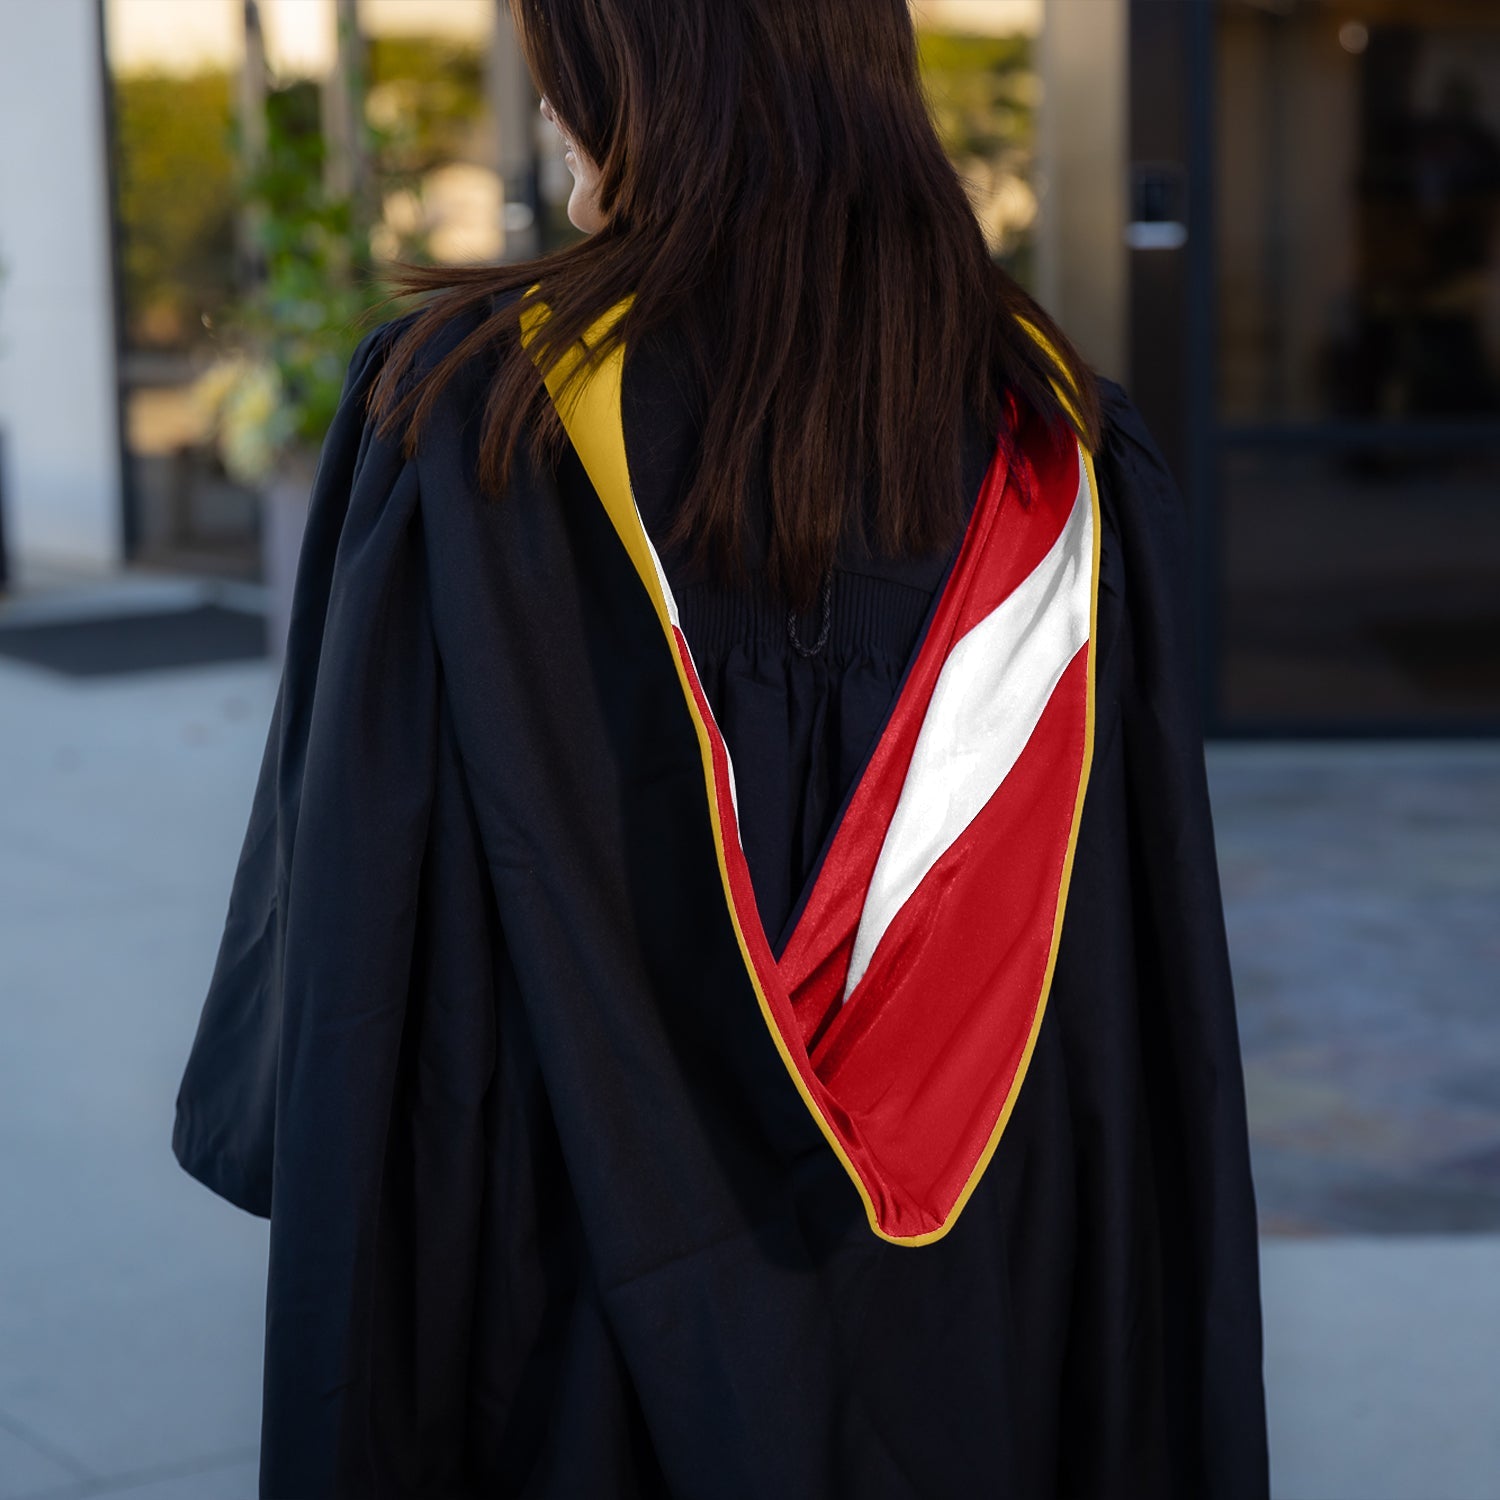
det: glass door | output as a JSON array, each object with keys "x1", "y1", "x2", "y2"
[{"x1": 1214, "y1": 0, "x2": 1500, "y2": 731}]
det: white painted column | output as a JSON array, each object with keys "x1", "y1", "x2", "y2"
[{"x1": 0, "y1": 0, "x2": 125, "y2": 581}]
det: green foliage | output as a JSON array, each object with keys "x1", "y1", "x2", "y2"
[
  {"x1": 366, "y1": 36, "x2": 487, "y2": 178},
  {"x1": 916, "y1": 27, "x2": 1039, "y2": 280},
  {"x1": 118, "y1": 32, "x2": 486, "y2": 479},
  {"x1": 112, "y1": 70, "x2": 238, "y2": 348},
  {"x1": 236, "y1": 79, "x2": 371, "y2": 453},
  {"x1": 916, "y1": 29, "x2": 1035, "y2": 163},
  {"x1": 222, "y1": 71, "x2": 429, "y2": 468}
]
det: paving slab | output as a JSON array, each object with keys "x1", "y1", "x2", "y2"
[
  {"x1": 0, "y1": 656, "x2": 271, "y2": 1486},
  {"x1": 4, "y1": 1450, "x2": 258, "y2": 1500},
  {"x1": 0, "y1": 1418, "x2": 85, "y2": 1500},
  {"x1": 1208, "y1": 741, "x2": 1500, "y2": 1234},
  {"x1": 1262, "y1": 1235, "x2": 1500, "y2": 1500}
]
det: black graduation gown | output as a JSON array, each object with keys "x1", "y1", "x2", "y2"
[{"x1": 172, "y1": 304, "x2": 1269, "y2": 1500}]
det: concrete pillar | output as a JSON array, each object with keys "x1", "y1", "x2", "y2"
[
  {"x1": 0, "y1": 0, "x2": 125, "y2": 581},
  {"x1": 490, "y1": 0, "x2": 539, "y2": 260},
  {"x1": 1036, "y1": 0, "x2": 1129, "y2": 382}
]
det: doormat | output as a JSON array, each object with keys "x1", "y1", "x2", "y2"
[{"x1": 0, "y1": 603, "x2": 268, "y2": 678}]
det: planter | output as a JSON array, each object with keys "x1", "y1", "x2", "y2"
[
  {"x1": 260, "y1": 452, "x2": 318, "y2": 664},
  {"x1": 0, "y1": 425, "x2": 9, "y2": 590}
]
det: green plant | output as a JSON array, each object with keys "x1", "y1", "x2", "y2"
[
  {"x1": 365, "y1": 35, "x2": 487, "y2": 178},
  {"x1": 199, "y1": 57, "x2": 429, "y2": 485},
  {"x1": 916, "y1": 27, "x2": 1039, "y2": 281}
]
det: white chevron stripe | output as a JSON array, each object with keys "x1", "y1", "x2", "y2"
[
  {"x1": 644, "y1": 510, "x2": 742, "y2": 817},
  {"x1": 640, "y1": 521, "x2": 681, "y2": 629},
  {"x1": 841, "y1": 449, "x2": 1094, "y2": 1001}
]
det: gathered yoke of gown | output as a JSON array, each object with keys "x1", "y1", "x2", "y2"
[{"x1": 616, "y1": 323, "x2": 1001, "y2": 950}]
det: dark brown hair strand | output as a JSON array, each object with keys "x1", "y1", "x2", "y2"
[{"x1": 363, "y1": 0, "x2": 1102, "y2": 611}]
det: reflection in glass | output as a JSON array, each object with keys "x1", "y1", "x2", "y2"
[
  {"x1": 1221, "y1": 445, "x2": 1500, "y2": 725},
  {"x1": 1214, "y1": 0, "x2": 1500, "y2": 730},
  {"x1": 911, "y1": 0, "x2": 1042, "y2": 284},
  {"x1": 103, "y1": 0, "x2": 501, "y2": 576},
  {"x1": 1217, "y1": 1, "x2": 1500, "y2": 424}
]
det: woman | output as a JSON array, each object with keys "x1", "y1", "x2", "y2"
[{"x1": 173, "y1": 1, "x2": 1269, "y2": 1495}]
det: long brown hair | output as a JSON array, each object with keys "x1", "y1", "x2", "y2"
[{"x1": 366, "y1": 0, "x2": 1101, "y2": 611}]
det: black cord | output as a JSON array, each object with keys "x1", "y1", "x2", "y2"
[{"x1": 786, "y1": 568, "x2": 834, "y2": 657}]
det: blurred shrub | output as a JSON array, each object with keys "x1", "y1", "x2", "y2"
[
  {"x1": 916, "y1": 28, "x2": 1039, "y2": 281},
  {"x1": 366, "y1": 36, "x2": 486, "y2": 179},
  {"x1": 198, "y1": 69, "x2": 428, "y2": 485},
  {"x1": 113, "y1": 70, "x2": 238, "y2": 350}
]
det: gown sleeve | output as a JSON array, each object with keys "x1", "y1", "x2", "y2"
[
  {"x1": 1095, "y1": 377, "x2": 1270, "y2": 1496},
  {"x1": 175, "y1": 311, "x2": 515, "y2": 1490},
  {"x1": 170, "y1": 314, "x2": 436, "y2": 1218}
]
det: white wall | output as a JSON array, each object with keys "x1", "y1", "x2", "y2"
[{"x1": 0, "y1": 0, "x2": 124, "y2": 579}]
